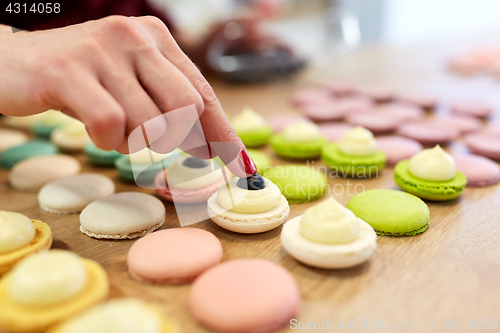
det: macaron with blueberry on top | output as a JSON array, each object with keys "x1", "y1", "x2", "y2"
[
  {"x1": 155, "y1": 155, "x2": 230, "y2": 204},
  {"x1": 207, "y1": 173, "x2": 290, "y2": 233},
  {"x1": 321, "y1": 126, "x2": 386, "y2": 178},
  {"x1": 231, "y1": 107, "x2": 273, "y2": 148},
  {"x1": 394, "y1": 145, "x2": 467, "y2": 201},
  {"x1": 270, "y1": 120, "x2": 327, "y2": 159}
]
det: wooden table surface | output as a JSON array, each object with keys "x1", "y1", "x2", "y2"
[{"x1": 1, "y1": 40, "x2": 500, "y2": 333}]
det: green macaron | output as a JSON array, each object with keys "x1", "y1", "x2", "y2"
[
  {"x1": 237, "y1": 126, "x2": 273, "y2": 148},
  {"x1": 321, "y1": 143, "x2": 386, "y2": 178},
  {"x1": 114, "y1": 152, "x2": 180, "y2": 184},
  {"x1": 31, "y1": 122, "x2": 61, "y2": 139},
  {"x1": 394, "y1": 160, "x2": 467, "y2": 201},
  {"x1": 0, "y1": 140, "x2": 59, "y2": 169},
  {"x1": 264, "y1": 164, "x2": 328, "y2": 203},
  {"x1": 84, "y1": 143, "x2": 123, "y2": 167},
  {"x1": 270, "y1": 134, "x2": 327, "y2": 160},
  {"x1": 247, "y1": 149, "x2": 272, "y2": 175},
  {"x1": 347, "y1": 189, "x2": 430, "y2": 236}
]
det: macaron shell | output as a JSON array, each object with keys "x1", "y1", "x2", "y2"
[
  {"x1": 207, "y1": 194, "x2": 290, "y2": 234},
  {"x1": 464, "y1": 133, "x2": 500, "y2": 159},
  {"x1": 154, "y1": 170, "x2": 229, "y2": 204},
  {"x1": 452, "y1": 154, "x2": 500, "y2": 187},
  {"x1": 450, "y1": 101, "x2": 493, "y2": 118},
  {"x1": 394, "y1": 160, "x2": 467, "y2": 201},
  {"x1": 265, "y1": 114, "x2": 306, "y2": 133},
  {"x1": 281, "y1": 216, "x2": 376, "y2": 269},
  {"x1": 0, "y1": 129, "x2": 29, "y2": 152},
  {"x1": 237, "y1": 125, "x2": 273, "y2": 148},
  {"x1": 346, "y1": 113, "x2": 400, "y2": 133},
  {"x1": 38, "y1": 173, "x2": 115, "y2": 214},
  {"x1": 0, "y1": 140, "x2": 59, "y2": 169},
  {"x1": 347, "y1": 189, "x2": 430, "y2": 236},
  {"x1": 0, "y1": 220, "x2": 52, "y2": 275},
  {"x1": 189, "y1": 259, "x2": 300, "y2": 333},
  {"x1": 9, "y1": 154, "x2": 81, "y2": 191},
  {"x1": 396, "y1": 93, "x2": 438, "y2": 109},
  {"x1": 80, "y1": 192, "x2": 165, "y2": 239},
  {"x1": 84, "y1": 143, "x2": 123, "y2": 166},
  {"x1": 376, "y1": 136, "x2": 423, "y2": 165},
  {"x1": 398, "y1": 123, "x2": 459, "y2": 145},
  {"x1": 51, "y1": 129, "x2": 91, "y2": 151},
  {"x1": 321, "y1": 143, "x2": 386, "y2": 178},
  {"x1": 270, "y1": 134, "x2": 326, "y2": 160},
  {"x1": 127, "y1": 228, "x2": 223, "y2": 284},
  {"x1": 0, "y1": 259, "x2": 109, "y2": 333},
  {"x1": 318, "y1": 123, "x2": 353, "y2": 141},
  {"x1": 424, "y1": 115, "x2": 481, "y2": 135}
]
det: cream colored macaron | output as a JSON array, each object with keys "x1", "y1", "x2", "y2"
[
  {"x1": 207, "y1": 174, "x2": 289, "y2": 233},
  {"x1": 80, "y1": 192, "x2": 165, "y2": 239},
  {"x1": 0, "y1": 250, "x2": 109, "y2": 333},
  {"x1": 9, "y1": 154, "x2": 81, "y2": 191},
  {"x1": 38, "y1": 173, "x2": 115, "y2": 214},
  {"x1": 0, "y1": 129, "x2": 29, "y2": 152},
  {"x1": 47, "y1": 298, "x2": 181, "y2": 333},
  {"x1": 51, "y1": 119, "x2": 91, "y2": 151},
  {"x1": 281, "y1": 197, "x2": 377, "y2": 269}
]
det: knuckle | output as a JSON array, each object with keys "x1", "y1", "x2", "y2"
[
  {"x1": 89, "y1": 109, "x2": 125, "y2": 132},
  {"x1": 142, "y1": 16, "x2": 167, "y2": 31},
  {"x1": 192, "y1": 76, "x2": 218, "y2": 104},
  {"x1": 101, "y1": 15, "x2": 135, "y2": 34}
]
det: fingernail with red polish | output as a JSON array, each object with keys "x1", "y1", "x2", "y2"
[{"x1": 238, "y1": 150, "x2": 257, "y2": 176}]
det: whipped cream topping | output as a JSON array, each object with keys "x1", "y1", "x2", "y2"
[
  {"x1": 408, "y1": 145, "x2": 457, "y2": 181},
  {"x1": 282, "y1": 120, "x2": 321, "y2": 143},
  {"x1": 8, "y1": 250, "x2": 88, "y2": 306},
  {"x1": 338, "y1": 126, "x2": 377, "y2": 156},
  {"x1": 300, "y1": 197, "x2": 360, "y2": 244},
  {"x1": 0, "y1": 211, "x2": 35, "y2": 254},
  {"x1": 232, "y1": 107, "x2": 268, "y2": 132}
]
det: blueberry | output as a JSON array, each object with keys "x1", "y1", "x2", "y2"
[
  {"x1": 183, "y1": 157, "x2": 208, "y2": 169},
  {"x1": 237, "y1": 174, "x2": 266, "y2": 191}
]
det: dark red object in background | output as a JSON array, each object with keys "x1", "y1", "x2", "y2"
[{"x1": 0, "y1": 0, "x2": 172, "y2": 31}]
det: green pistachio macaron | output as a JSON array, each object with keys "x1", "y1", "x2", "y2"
[
  {"x1": 114, "y1": 151, "x2": 180, "y2": 184},
  {"x1": 321, "y1": 143, "x2": 386, "y2": 178},
  {"x1": 247, "y1": 149, "x2": 272, "y2": 175},
  {"x1": 270, "y1": 135, "x2": 327, "y2": 160},
  {"x1": 31, "y1": 123, "x2": 61, "y2": 139},
  {"x1": 84, "y1": 143, "x2": 123, "y2": 167},
  {"x1": 237, "y1": 126, "x2": 273, "y2": 148},
  {"x1": 347, "y1": 189, "x2": 430, "y2": 236},
  {"x1": 264, "y1": 165, "x2": 328, "y2": 203},
  {"x1": 394, "y1": 160, "x2": 467, "y2": 201},
  {"x1": 0, "y1": 140, "x2": 59, "y2": 169}
]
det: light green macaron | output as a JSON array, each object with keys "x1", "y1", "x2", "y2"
[
  {"x1": 394, "y1": 160, "x2": 467, "y2": 201},
  {"x1": 347, "y1": 189, "x2": 430, "y2": 236},
  {"x1": 321, "y1": 143, "x2": 386, "y2": 178},
  {"x1": 264, "y1": 165, "x2": 328, "y2": 203}
]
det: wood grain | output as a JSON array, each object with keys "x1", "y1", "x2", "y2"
[{"x1": 1, "y1": 41, "x2": 500, "y2": 333}]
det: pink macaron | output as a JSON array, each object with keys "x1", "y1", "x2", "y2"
[
  {"x1": 396, "y1": 92, "x2": 439, "y2": 110},
  {"x1": 127, "y1": 228, "x2": 223, "y2": 284},
  {"x1": 356, "y1": 86, "x2": 395, "y2": 103},
  {"x1": 425, "y1": 115, "x2": 481, "y2": 135},
  {"x1": 398, "y1": 122, "x2": 459, "y2": 145},
  {"x1": 266, "y1": 114, "x2": 306, "y2": 133},
  {"x1": 322, "y1": 81, "x2": 358, "y2": 97},
  {"x1": 289, "y1": 88, "x2": 333, "y2": 107},
  {"x1": 318, "y1": 122, "x2": 354, "y2": 141},
  {"x1": 375, "y1": 103, "x2": 424, "y2": 121},
  {"x1": 346, "y1": 113, "x2": 400, "y2": 133},
  {"x1": 483, "y1": 124, "x2": 500, "y2": 137},
  {"x1": 464, "y1": 133, "x2": 500, "y2": 160},
  {"x1": 452, "y1": 154, "x2": 500, "y2": 187},
  {"x1": 376, "y1": 136, "x2": 423, "y2": 165},
  {"x1": 154, "y1": 166, "x2": 229, "y2": 204},
  {"x1": 300, "y1": 100, "x2": 347, "y2": 121},
  {"x1": 450, "y1": 101, "x2": 494, "y2": 118},
  {"x1": 189, "y1": 259, "x2": 300, "y2": 333}
]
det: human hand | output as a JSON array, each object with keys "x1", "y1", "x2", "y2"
[{"x1": 0, "y1": 16, "x2": 256, "y2": 177}]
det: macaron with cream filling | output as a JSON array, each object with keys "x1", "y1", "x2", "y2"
[
  {"x1": 321, "y1": 126, "x2": 386, "y2": 178},
  {"x1": 281, "y1": 197, "x2": 377, "y2": 269},
  {"x1": 232, "y1": 107, "x2": 273, "y2": 147},
  {"x1": 47, "y1": 298, "x2": 181, "y2": 333},
  {"x1": 0, "y1": 211, "x2": 52, "y2": 275},
  {"x1": 51, "y1": 119, "x2": 91, "y2": 151},
  {"x1": 0, "y1": 250, "x2": 109, "y2": 333},
  {"x1": 394, "y1": 145, "x2": 467, "y2": 200},
  {"x1": 270, "y1": 120, "x2": 327, "y2": 159},
  {"x1": 207, "y1": 174, "x2": 289, "y2": 233},
  {"x1": 155, "y1": 156, "x2": 230, "y2": 203}
]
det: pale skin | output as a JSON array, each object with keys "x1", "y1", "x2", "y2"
[{"x1": 0, "y1": 16, "x2": 254, "y2": 177}]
